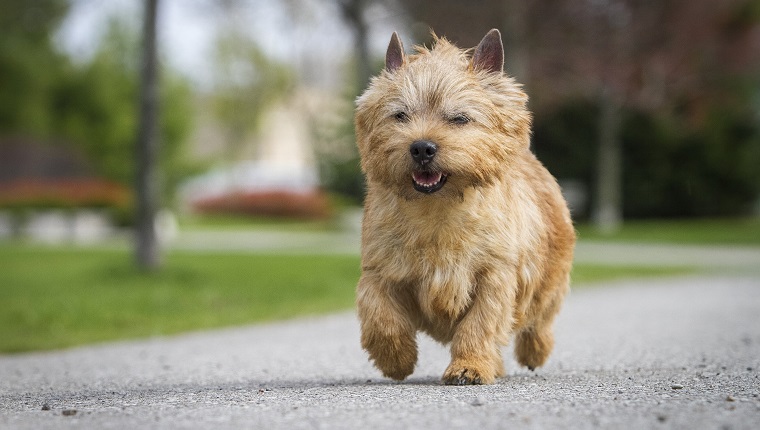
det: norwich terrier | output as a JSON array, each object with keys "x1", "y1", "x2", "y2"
[{"x1": 354, "y1": 29, "x2": 575, "y2": 385}]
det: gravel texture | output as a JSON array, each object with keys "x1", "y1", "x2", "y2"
[{"x1": 1, "y1": 275, "x2": 759, "y2": 429}]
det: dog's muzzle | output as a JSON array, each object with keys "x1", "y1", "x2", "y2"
[{"x1": 409, "y1": 140, "x2": 447, "y2": 193}]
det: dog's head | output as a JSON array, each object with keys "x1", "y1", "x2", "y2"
[{"x1": 355, "y1": 29, "x2": 531, "y2": 200}]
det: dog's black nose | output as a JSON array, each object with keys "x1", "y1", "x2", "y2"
[{"x1": 410, "y1": 140, "x2": 437, "y2": 164}]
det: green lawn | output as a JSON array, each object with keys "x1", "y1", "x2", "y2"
[
  {"x1": 0, "y1": 246, "x2": 360, "y2": 353},
  {"x1": 185, "y1": 214, "x2": 760, "y2": 246},
  {"x1": 576, "y1": 218, "x2": 760, "y2": 246},
  {"x1": 0, "y1": 244, "x2": 691, "y2": 353}
]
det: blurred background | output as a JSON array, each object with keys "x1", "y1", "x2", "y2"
[{"x1": 1, "y1": 0, "x2": 759, "y2": 353}]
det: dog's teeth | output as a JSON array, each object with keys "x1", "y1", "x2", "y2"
[
  {"x1": 412, "y1": 171, "x2": 448, "y2": 193},
  {"x1": 412, "y1": 172, "x2": 443, "y2": 186}
]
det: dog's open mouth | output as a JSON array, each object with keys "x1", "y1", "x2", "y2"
[{"x1": 412, "y1": 171, "x2": 448, "y2": 193}]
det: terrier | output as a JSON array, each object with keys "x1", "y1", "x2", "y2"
[{"x1": 354, "y1": 29, "x2": 575, "y2": 385}]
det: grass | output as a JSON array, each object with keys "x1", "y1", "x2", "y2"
[
  {"x1": 0, "y1": 246, "x2": 359, "y2": 353},
  {"x1": 185, "y1": 214, "x2": 760, "y2": 246},
  {"x1": 0, "y1": 244, "x2": 693, "y2": 354},
  {"x1": 570, "y1": 264, "x2": 693, "y2": 285},
  {"x1": 575, "y1": 217, "x2": 760, "y2": 246}
]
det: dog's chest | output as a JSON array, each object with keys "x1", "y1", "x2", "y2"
[
  {"x1": 363, "y1": 197, "x2": 511, "y2": 321},
  {"x1": 415, "y1": 253, "x2": 476, "y2": 321},
  {"x1": 390, "y1": 230, "x2": 483, "y2": 321}
]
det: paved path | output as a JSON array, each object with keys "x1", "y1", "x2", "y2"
[{"x1": 1, "y1": 275, "x2": 759, "y2": 429}]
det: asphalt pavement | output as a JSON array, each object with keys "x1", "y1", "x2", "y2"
[{"x1": 1, "y1": 273, "x2": 759, "y2": 429}]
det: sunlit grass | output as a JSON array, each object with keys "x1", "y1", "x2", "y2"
[
  {"x1": 575, "y1": 218, "x2": 760, "y2": 246},
  {"x1": 0, "y1": 246, "x2": 359, "y2": 353},
  {"x1": 183, "y1": 214, "x2": 760, "y2": 246},
  {"x1": 571, "y1": 264, "x2": 693, "y2": 285},
  {"x1": 0, "y1": 244, "x2": 693, "y2": 353}
]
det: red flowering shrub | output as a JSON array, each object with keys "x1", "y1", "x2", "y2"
[
  {"x1": 0, "y1": 179, "x2": 132, "y2": 212},
  {"x1": 192, "y1": 190, "x2": 332, "y2": 219}
]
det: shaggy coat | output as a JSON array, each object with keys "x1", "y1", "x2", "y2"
[{"x1": 355, "y1": 29, "x2": 575, "y2": 385}]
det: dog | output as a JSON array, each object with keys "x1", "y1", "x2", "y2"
[{"x1": 354, "y1": 29, "x2": 575, "y2": 385}]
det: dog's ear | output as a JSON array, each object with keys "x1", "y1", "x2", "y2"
[
  {"x1": 386, "y1": 32, "x2": 405, "y2": 72},
  {"x1": 472, "y1": 29, "x2": 504, "y2": 74}
]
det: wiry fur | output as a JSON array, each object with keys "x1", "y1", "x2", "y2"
[{"x1": 355, "y1": 30, "x2": 576, "y2": 385}]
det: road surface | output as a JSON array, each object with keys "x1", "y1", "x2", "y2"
[{"x1": 1, "y1": 275, "x2": 759, "y2": 429}]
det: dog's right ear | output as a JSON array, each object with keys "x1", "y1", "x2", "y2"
[{"x1": 386, "y1": 32, "x2": 405, "y2": 72}]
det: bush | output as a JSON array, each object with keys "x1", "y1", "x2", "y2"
[
  {"x1": 0, "y1": 178, "x2": 134, "y2": 227},
  {"x1": 191, "y1": 190, "x2": 332, "y2": 220},
  {"x1": 0, "y1": 179, "x2": 130, "y2": 209},
  {"x1": 533, "y1": 100, "x2": 760, "y2": 219}
]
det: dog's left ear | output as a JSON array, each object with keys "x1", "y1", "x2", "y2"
[{"x1": 472, "y1": 29, "x2": 504, "y2": 74}]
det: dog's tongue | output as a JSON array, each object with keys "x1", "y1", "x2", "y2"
[{"x1": 413, "y1": 171, "x2": 443, "y2": 186}]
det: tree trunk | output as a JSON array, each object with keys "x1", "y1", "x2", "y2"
[
  {"x1": 135, "y1": 0, "x2": 161, "y2": 270},
  {"x1": 502, "y1": 0, "x2": 530, "y2": 84},
  {"x1": 593, "y1": 88, "x2": 623, "y2": 234},
  {"x1": 339, "y1": 0, "x2": 371, "y2": 90}
]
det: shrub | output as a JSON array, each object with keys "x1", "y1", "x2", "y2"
[
  {"x1": 0, "y1": 179, "x2": 131, "y2": 209},
  {"x1": 191, "y1": 190, "x2": 332, "y2": 220},
  {"x1": 533, "y1": 100, "x2": 760, "y2": 219},
  {"x1": 0, "y1": 178, "x2": 133, "y2": 225}
]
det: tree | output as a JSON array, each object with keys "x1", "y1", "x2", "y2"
[
  {"x1": 0, "y1": 0, "x2": 195, "y2": 245},
  {"x1": 574, "y1": 1, "x2": 634, "y2": 233},
  {"x1": 528, "y1": 0, "x2": 760, "y2": 221},
  {"x1": 135, "y1": 0, "x2": 161, "y2": 270},
  {"x1": 529, "y1": 0, "x2": 760, "y2": 220},
  {"x1": 210, "y1": 0, "x2": 292, "y2": 165},
  {"x1": 400, "y1": 0, "x2": 760, "y2": 223},
  {"x1": 53, "y1": 15, "x2": 194, "y2": 199},
  {"x1": 0, "y1": 0, "x2": 69, "y2": 135},
  {"x1": 336, "y1": 0, "x2": 372, "y2": 90}
]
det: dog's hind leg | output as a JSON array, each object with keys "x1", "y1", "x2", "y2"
[{"x1": 514, "y1": 272, "x2": 569, "y2": 370}]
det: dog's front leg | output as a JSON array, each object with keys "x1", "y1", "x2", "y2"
[
  {"x1": 357, "y1": 272, "x2": 418, "y2": 381},
  {"x1": 442, "y1": 270, "x2": 514, "y2": 385}
]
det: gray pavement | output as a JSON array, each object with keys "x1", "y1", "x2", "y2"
[{"x1": 1, "y1": 274, "x2": 759, "y2": 429}]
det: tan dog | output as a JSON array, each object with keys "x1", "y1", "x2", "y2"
[{"x1": 354, "y1": 29, "x2": 575, "y2": 385}]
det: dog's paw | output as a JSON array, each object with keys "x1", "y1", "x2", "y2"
[
  {"x1": 442, "y1": 363, "x2": 494, "y2": 385},
  {"x1": 380, "y1": 363, "x2": 415, "y2": 381},
  {"x1": 362, "y1": 331, "x2": 418, "y2": 381},
  {"x1": 515, "y1": 328, "x2": 553, "y2": 371}
]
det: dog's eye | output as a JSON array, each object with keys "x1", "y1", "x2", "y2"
[
  {"x1": 394, "y1": 111, "x2": 410, "y2": 122},
  {"x1": 449, "y1": 114, "x2": 470, "y2": 125}
]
